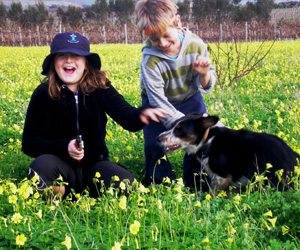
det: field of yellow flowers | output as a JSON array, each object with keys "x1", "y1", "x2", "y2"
[{"x1": 0, "y1": 40, "x2": 300, "y2": 249}]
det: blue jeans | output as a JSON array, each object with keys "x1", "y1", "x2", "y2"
[{"x1": 142, "y1": 91, "x2": 207, "y2": 187}]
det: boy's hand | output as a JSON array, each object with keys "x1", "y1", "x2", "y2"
[
  {"x1": 193, "y1": 56, "x2": 211, "y2": 88},
  {"x1": 193, "y1": 56, "x2": 211, "y2": 76},
  {"x1": 68, "y1": 139, "x2": 84, "y2": 161}
]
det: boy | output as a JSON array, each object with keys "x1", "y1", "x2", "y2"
[{"x1": 135, "y1": 0, "x2": 216, "y2": 187}]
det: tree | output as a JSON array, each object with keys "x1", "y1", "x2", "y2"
[
  {"x1": 255, "y1": 0, "x2": 275, "y2": 22},
  {"x1": 8, "y1": 2, "x2": 23, "y2": 24},
  {"x1": 83, "y1": 6, "x2": 95, "y2": 21},
  {"x1": 65, "y1": 6, "x2": 83, "y2": 27},
  {"x1": 0, "y1": 1, "x2": 7, "y2": 26},
  {"x1": 90, "y1": 0, "x2": 108, "y2": 22},
  {"x1": 113, "y1": 0, "x2": 135, "y2": 23},
  {"x1": 57, "y1": 6, "x2": 67, "y2": 24},
  {"x1": 192, "y1": 0, "x2": 231, "y2": 22},
  {"x1": 23, "y1": 1, "x2": 48, "y2": 26},
  {"x1": 177, "y1": 0, "x2": 190, "y2": 22}
]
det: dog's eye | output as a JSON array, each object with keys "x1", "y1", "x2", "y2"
[{"x1": 174, "y1": 127, "x2": 183, "y2": 137}]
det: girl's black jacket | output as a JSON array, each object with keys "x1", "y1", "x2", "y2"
[{"x1": 22, "y1": 80, "x2": 147, "y2": 167}]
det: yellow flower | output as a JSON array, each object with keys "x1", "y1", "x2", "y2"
[
  {"x1": 106, "y1": 187, "x2": 115, "y2": 196},
  {"x1": 205, "y1": 194, "x2": 212, "y2": 200},
  {"x1": 35, "y1": 209, "x2": 43, "y2": 219},
  {"x1": 294, "y1": 166, "x2": 300, "y2": 176},
  {"x1": 228, "y1": 213, "x2": 235, "y2": 218},
  {"x1": 264, "y1": 220, "x2": 271, "y2": 231},
  {"x1": 227, "y1": 238, "x2": 233, "y2": 244},
  {"x1": 57, "y1": 175, "x2": 63, "y2": 181},
  {"x1": 61, "y1": 235, "x2": 72, "y2": 250},
  {"x1": 112, "y1": 175, "x2": 120, "y2": 182},
  {"x1": 95, "y1": 172, "x2": 101, "y2": 178},
  {"x1": 33, "y1": 192, "x2": 40, "y2": 199},
  {"x1": 176, "y1": 178, "x2": 184, "y2": 186},
  {"x1": 11, "y1": 213, "x2": 23, "y2": 224},
  {"x1": 162, "y1": 177, "x2": 171, "y2": 184},
  {"x1": 126, "y1": 145, "x2": 132, "y2": 151},
  {"x1": 263, "y1": 210, "x2": 273, "y2": 217},
  {"x1": 8, "y1": 195, "x2": 17, "y2": 204},
  {"x1": 266, "y1": 163, "x2": 273, "y2": 169},
  {"x1": 137, "y1": 196, "x2": 145, "y2": 206},
  {"x1": 137, "y1": 184, "x2": 149, "y2": 194},
  {"x1": 276, "y1": 169, "x2": 284, "y2": 182},
  {"x1": 112, "y1": 241, "x2": 122, "y2": 250},
  {"x1": 130, "y1": 220, "x2": 141, "y2": 235},
  {"x1": 8, "y1": 182, "x2": 17, "y2": 194},
  {"x1": 18, "y1": 182, "x2": 33, "y2": 199},
  {"x1": 16, "y1": 234, "x2": 27, "y2": 247},
  {"x1": 31, "y1": 173, "x2": 40, "y2": 184},
  {"x1": 173, "y1": 186, "x2": 182, "y2": 193},
  {"x1": 217, "y1": 190, "x2": 227, "y2": 198},
  {"x1": 119, "y1": 196, "x2": 127, "y2": 210},
  {"x1": 282, "y1": 225, "x2": 289, "y2": 235},
  {"x1": 201, "y1": 236, "x2": 209, "y2": 243},
  {"x1": 194, "y1": 201, "x2": 201, "y2": 207},
  {"x1": 228, "y1": 222, "x2": 237, "y2": 234},
  {"x1": 157, "y1": 199, "x2": 162, "y2": 210},
  {"x1": 175, "y1": 193, "x2": 182, "y2": 202},
  {"x1": 254, "y1": 175, "x2": 268, "y2": 183},
  {"x1": 119, "y1": 181, "x2": 126, "y2": 190},
  {"x1": 268, "y1": 217, "x2": 277, "y2": 228},
  {"x1": 52, "y1": 199, "x2": 60, "y2": 206}
]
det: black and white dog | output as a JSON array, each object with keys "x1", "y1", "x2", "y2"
[{"x1": 158, "y1": 113, "x2": 299, "y2": 192}]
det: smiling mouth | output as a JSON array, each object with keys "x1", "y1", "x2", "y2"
[
  {"x1": 64, "y1": 66, "x2": 75, "y2": 74},
  {"x1": 165, "y1": 144, "x2": 182, "y2": 153}
]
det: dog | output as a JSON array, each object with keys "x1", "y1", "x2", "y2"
[{"x1": 157, "y1": 112, "x2": 300, "y2": 193}]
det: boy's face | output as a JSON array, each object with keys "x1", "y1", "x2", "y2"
[
  {"x1": 54, "y1": 52, "x2": 86, "y2": 89},
  {"x1": 149, "y1": 27, "x2": 181, "y2": 57}
]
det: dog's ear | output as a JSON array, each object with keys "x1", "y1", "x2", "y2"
[{"x1": 197, "y1": 116, "x2": 219, "y2": 129}]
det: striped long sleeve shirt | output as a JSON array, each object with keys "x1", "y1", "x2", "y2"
[{"x1": 140, "y1": 28, "x2": 216, "y2": 128}]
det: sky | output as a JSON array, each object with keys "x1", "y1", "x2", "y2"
[{"x1": 241, "y1": 0, "x2": 293, "y2": 3}]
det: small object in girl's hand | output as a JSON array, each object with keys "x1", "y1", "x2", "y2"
[{"x1": 76, "y1": 135, "x2": 83, "y2": 151}]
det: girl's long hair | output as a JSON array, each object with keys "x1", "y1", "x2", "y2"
[{"x1": 44, "y1": 58, "x2": 108, "y2": 99}]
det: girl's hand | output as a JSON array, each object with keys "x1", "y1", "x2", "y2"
[
  {"x1": 193, "y1": 56, "x2": 211, "y2": 76},
  {"x1": 140, "y1": 108, "x2": 169, "y2": 125},
  {"x1": 68, "y1": 139, "x2": 84, "y2": 161}
]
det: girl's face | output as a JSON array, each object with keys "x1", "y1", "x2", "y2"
[
  {"x1": 54, "y1": 52, "x2": 86, "y2": 90},
  {"x1": 149, "y1": 26, "x2": 181, "y2": 57}
]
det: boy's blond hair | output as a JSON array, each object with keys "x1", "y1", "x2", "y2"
[{"x1": 135, "y1": 0, "x2": 179, "y2": 37}]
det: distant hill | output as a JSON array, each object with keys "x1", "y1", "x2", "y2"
[{"x1": 2, "y1": 0, "x2": 94, "y2": 8}]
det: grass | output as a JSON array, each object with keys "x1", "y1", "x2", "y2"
[{"x1": 0, "y1": 40, "x2": 300, "y2": 249}]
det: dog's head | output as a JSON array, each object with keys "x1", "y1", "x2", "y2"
[{"x1": 157, "y1": 112, "x2": 219, "y2": 155}]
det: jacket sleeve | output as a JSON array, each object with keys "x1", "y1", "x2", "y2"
[
  {"x1": 99, "y1": 82, "x2": 148, "y2": 132},
  {"x1": 22, "y1": 85, "x2": 70, "y2": 159}
]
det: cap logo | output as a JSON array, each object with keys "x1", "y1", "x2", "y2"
[{"x1": 68, "y1": 34, "x2": 79, "y2": 43}]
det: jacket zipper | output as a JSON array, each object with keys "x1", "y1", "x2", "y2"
[{"x1": 74, "y1": 91, "x2": 80, "y2": 136}]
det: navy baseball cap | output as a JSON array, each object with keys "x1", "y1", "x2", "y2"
[{"x1": 41, "y1": 32, "x2": 101, "y2": 75}]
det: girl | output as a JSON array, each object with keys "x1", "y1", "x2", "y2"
[{"x1": 22, "y1": 32, "x2": 167, "y2": 199}]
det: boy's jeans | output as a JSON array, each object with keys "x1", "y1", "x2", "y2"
[{"x1": 142, "y1": 91, "x2": 207, "y2": 187}]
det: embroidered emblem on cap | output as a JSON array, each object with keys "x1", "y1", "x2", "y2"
[{"x1": 68, "y1": 34, "x2": 79, "y2": 43}]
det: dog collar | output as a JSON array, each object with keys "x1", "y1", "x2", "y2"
[{"x1": 201, "y1": 128, "x2": 210, "y2": 144}]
